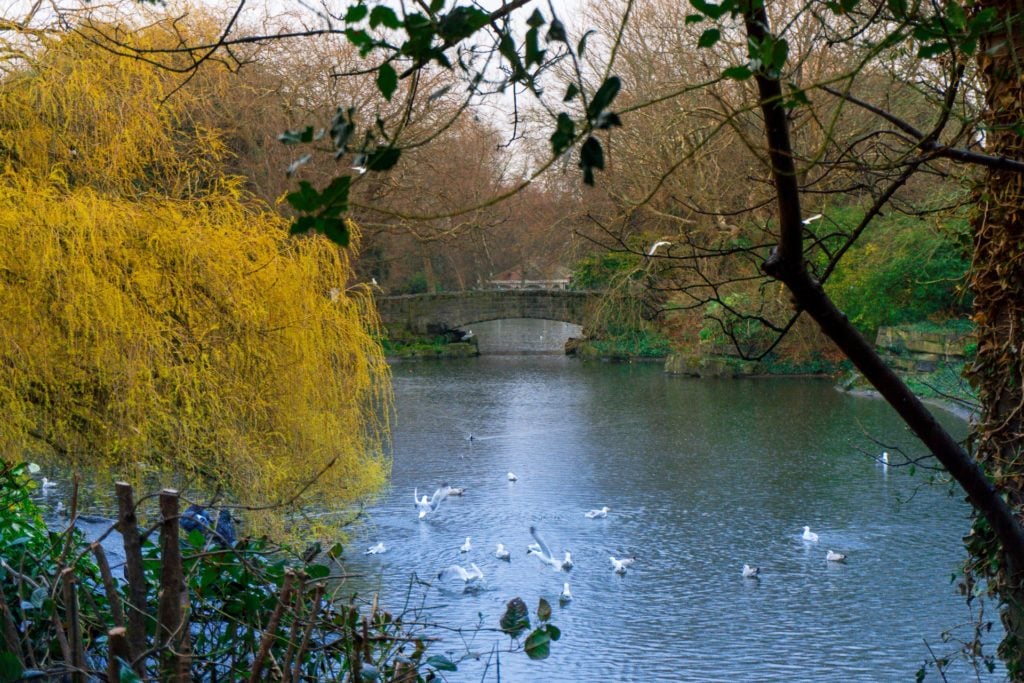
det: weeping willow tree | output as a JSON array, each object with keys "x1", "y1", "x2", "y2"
[{"x1": 0, "y1": 29, "x2": 390, "y2": 533}]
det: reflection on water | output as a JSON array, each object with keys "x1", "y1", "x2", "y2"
[
  {"x1": 346, "y1": 357, "x2": 998, "y2": 681},
  {"x1": 464, "y1": 318, "x2": 583, "y2": 355}
]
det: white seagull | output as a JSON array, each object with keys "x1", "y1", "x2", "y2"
[
  {"x1": 742, "y1": 564, "x2": 760, "y2": 578},
  {"x1": 41, "y1": 477, "x2": 57, "y2": 490},
  {"x1": 562, "y1": 551, "x2": 574, "y2": 570},
  {"x1": 826, "y1": 550, "x2": 847, "y2": 563},
  {"x1": 647, "y1": 240, "x2": 672, "y2": 256},
  {"x1": 507, "y1": 472, "x2": 518, "y2": 482},
  {"x1": 585, "y1": 506, "x2": 611, "y2": 519},
  {"x1": 495, "y1": 543, "x2": 511, "y2": 561},
  {"x1": 880, "y1": 451, "x2": 890, "y2": 467},
  {"x1": 364, "y1": 542, "x2": 387, "y2": 555},
  {"x1": 610, "y1": 556, "x2": 636, "y2": 575},
  {"x1": 802, "y1": 213, "x2": 823, "y2": 225},
  {"x1": 437, "y1": 563, "x2": 484, "y2": 583},
  {"x1": 414, "y1": 484, "x2": 451, "y2": 519},
  {"x1": 528, "y1": 526, "x2": 571, "y2": 571},
  {"x1": 448, "y1": 486, "x2": 467, "y2": 496},
  {"x1": 559, "y1": 582, "x2": 573, "y2": 603},
  {"x1": 460, "y1": 536, "x2": 472, "y2": 553},
  {"x1": 802, "y1": 526, "x2": 819, "y2": 542}
]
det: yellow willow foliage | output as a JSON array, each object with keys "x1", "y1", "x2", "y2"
[
  {"x1": 0, "y1": 29, "x2": 226, "y2": 198},
  {"x1": 0, "y1": 174, "x2": 391, "y2": 534}
]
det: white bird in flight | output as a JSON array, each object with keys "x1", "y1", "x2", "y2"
[
  {"x1": 507, "y1": 472, "x2": 518, "y2": 482},
  {"x1": 647, "y1": 240, "x2": 672, "y2": 256},
  {"x1": 610, "y1": 556, "x2": 636, "y2": 575},
  {"x1": 528, "y1": 526, "x2": 571, "y2": 571},
  {"x1": 364, "y1": 542, "x2": 386, "y2": 555},
  {"x1": 438, "y1": 563, "x2": 484, "y2": 583},
  {"x1": 742, "y1": 564, "x2": 760, "y2": 578},
  {"x1": 460, "y1": 536, "x2": 472, "y2": 553},
  {"x1": 559, "y1": 582, "x2": 573, "y2": 603},
  {"x1": 802, "y1": 213, "x2": 823, "y2": 225},
  {"x1": 414, "y1": 484, "x2": 451, "y2": 519},
  {"x1": 826, "y1": 549, "x2": 847, "y2": 563},
  {"x1": 585, "y1": 506, "x2": 611, "y2": 519},
  {"x1": 495, "y1": 543, "x2": 511, "y2": 561},
  {"x1": 802, "y1": 526, "x2": 819, "y2": 543}
]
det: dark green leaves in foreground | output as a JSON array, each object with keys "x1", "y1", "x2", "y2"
[
  {"x1": 286, "y1": 177, "x2": 352, "y2": 246},
  {"x1": 500, "y1": 596, "x2": 561, "y2": 660}
]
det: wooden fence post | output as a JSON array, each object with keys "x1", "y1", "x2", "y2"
[
  {"x1": 157, "y1": 489, "x2": 190, "y2": 682},
  {"x1": 114, "y1": 481, "x2": 147, "y2": 676}
]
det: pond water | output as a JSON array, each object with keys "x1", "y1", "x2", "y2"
[{"x1": 345, "y1": 355, "x2": 1001, "y2": 682}]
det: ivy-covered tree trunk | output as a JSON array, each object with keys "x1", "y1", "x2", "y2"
[{"x1": 968, "y1": 2, "x2": 1024, "y2": 676}]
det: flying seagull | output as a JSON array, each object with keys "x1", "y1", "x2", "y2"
[
  {"x1": 647, "y1": 240, "x2": 672, "y2": 256},
  {"x1": 414, "y1": 484, "x2": 451, "y2": 519},
  {"x1": 528, "y1": 526, "x2": 571, "y2": 571}
]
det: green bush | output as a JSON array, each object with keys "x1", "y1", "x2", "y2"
[{"x1": 823, "y1": 206, "x2": 970, "y2": 337}]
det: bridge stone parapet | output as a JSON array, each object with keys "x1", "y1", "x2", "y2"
[{"x1": 376, "y1": 289, "x2": 599, "y2": 336}]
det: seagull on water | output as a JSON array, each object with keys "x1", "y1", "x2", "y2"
[
  {"x1": 562, "y1": 551, "x2": 574, "y2": 570},
  {"x1": 507, "y1": 472, "x2": 518, "y2": 482},
  {"x1": 460, "y1": 536, "x2": 472, "y2": 553},
  {"x1": 364, "y1": 542, "x2": 387, "y2": 555},
  {"x1": 826, "y1": 550, "x2": 847, "y2": 563},
  {"x1": 742, "y1": 564, "x2": 760, "y2": 578},
  {"x1": 559, "y1": 582, "x2": 573, "y2": 604},
  {"x1": 528, "y1": 526, "x2": 571, "y2": 571},
  {"x1": 880, "y1": 451, "x2": 889, "y2": 467},
  {"x1": 610, "y1": 556, "x2": 636, "y2": 575},
  {"x1": 448, "y1": 486, "x2": 467, "y2": 496},
  {"x1": 647, "y1": 240, "x2": 672, "y2": 256},
  {"x1": 438, "y1": 563, "x2": 484, "y2": 583},
  {"x1": 41, "y1": 477, "x2": 57, "y2": 490},
  {"x1": 585, "y1": 506, "x2": 611, "y2": 519},
  {"x1": 802, "y1": 526, "x2": 819, "y2": 542},
  {"x1": 495, "y1": 543, "x2": 511, "y2": 561},
  {"x1": 414, "y1": 484, "x2": 451, "y2": 519}
]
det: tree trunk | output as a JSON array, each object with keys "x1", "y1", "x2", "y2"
[{"x1": 968, "y1": 2, "x2": 1024, "y2": 675}]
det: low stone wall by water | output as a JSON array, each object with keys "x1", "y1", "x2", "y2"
[{"x1": 875, "y1": 325, "x2": 973, "y2": 372}]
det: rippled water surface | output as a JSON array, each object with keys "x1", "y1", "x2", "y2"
[{"x1": 346, "y1": 356, "x2": 997, "y2": 681}]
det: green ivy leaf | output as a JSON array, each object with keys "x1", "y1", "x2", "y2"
[
  {"x1": 524, "y1": 627, "x2": 551, "y2": 659},
  {"x1": 586, "y1": 76, "x2": 622, "y2": 122},
  {"x1": 686, "y1": 13, "x2": 705, "y2": 24},
  {"x1": 550, "y1": 113, "x2": 575, "y2": 156},
  {"x1": 377, "y1": 63, "x2": 398, "y2": 101},
  {"x1": 426, "y1": 655, "x2": 458, "y2": 672},
  {"x1": 327, "y1": 542, "x2": 344, "y2": 559},
  {"x1": 438, "y1": 7, "x2": 489, "y2": 43},
  {"x1": 526, "y1": 8, "x2": 545, "y2": 28},
  {"x1": 306, "y1": 563, "x2": 331, "y2": 579},
  {"x1": 537, "y1": 597, "x2": 552, "y2": 622},
  {"x1": 547, "y1": 19, "x2": 567, "y2": 43},
  {"x1": 547, "y1": 624, "x2": 562, "y2": 641},
  {"x1": 698, "y1": 28, "x2": 721, "y2": 48},
  {"x1": 887, "y1": 0, "x2": 907, "y2": 17},
  {"x1": 577, "y1": 29, "x2": 596, "y2": 57},
  {"x1": 579, "y1": 136, "x2": 604, "y2": 186},
  {"x1": 317, "y1": 217, "x2": 350, "y2": 247},
  {"x1": 564, "y1": 83, "x2": 580, "y2": 102},
  {"x1": 0, "y1": 650, "x2": 23, "y2": 683},
  {"x1": 365, "y1": 147, "x2": 401, "y2": 171},
  {"x1": 118, "y1": 659, "x2": 141, "y2": 682},
  {"x1": 286, "y1": 181, "x2": 321, "y2": 212},
  {"x1": 500, "y1": 597, "x2": 530, "y2": 636},
  {"x1": 723, "y1": 64, "x2": 753, "y2": 80},
  {"x1": 344, "y1": 4, "x2": 368, "y2": 23},
  {"x1": 369, "y1": 5, "x2": 401, "y2": 29}
]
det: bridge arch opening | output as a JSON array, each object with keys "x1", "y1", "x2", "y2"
[{"x1": 459, "y1": 318, "x2": 582, "y2": 355}]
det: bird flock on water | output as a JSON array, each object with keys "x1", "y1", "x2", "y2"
[{"x1": 358, "y1": 467, "x2": 637, "y2": 602}]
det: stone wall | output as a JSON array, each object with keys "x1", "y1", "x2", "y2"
[{"x1": 875, "y1": 325, "x2": 974, "y2": 372}]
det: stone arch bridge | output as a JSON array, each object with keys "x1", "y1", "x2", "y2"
[{"x1": 375, "y1": 290, "x2": 600, "y2": 336}]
